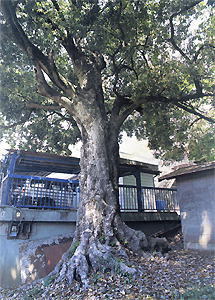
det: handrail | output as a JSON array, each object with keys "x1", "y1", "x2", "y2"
[
  {"x1": 2, "y1": 174, "x2": 79, "y2": 209},
  {"x1": 119, "y1": 184, "x2": 178, "y2": 212},
  {"x1": 7, "y1": 174, "x2": 79, "y2": 184},
  {"x1": 1, "y1": 175, "x2": 178, "y2": 212},
  {"x1": 119, "y1": 184, "x2": 176, "y2": 192}
]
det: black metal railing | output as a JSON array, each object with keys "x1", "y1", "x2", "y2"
[
  {"x1": 1, "y1": 175, "x2": 178, "y2": 212},
  {"x1": 119, "y1": 185, "x2": 178, "y2": 212}
]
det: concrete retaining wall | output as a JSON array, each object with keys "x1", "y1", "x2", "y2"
[
  {"x1": 0, "y1": 207, "x2": 180, "y2": 288},
  {"x1": 0, "y1": 207, "x2": 76, "y2": 288}
]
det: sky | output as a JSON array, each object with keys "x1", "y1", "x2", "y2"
[
  {"x1": 0, "y1": 141, "x2": 9, "y2": 159},
  {"x1": 119, "y1": 133, "x2": 159, "y2": 164},
  {"x1": 0, "y1": 133, "x2": 159, "y2": 164},
  {"x1": 68, "y1": 132, "x2": 159, "y2": 165}
]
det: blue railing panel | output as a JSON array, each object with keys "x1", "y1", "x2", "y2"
[{"x1": 4, "y1": 174, "x2": 79, "y2": 209}]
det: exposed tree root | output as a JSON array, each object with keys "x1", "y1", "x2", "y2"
[
  {"x1": 53, "y1": 230, "x2": 137, "y2": 287},
  {"x1": 114, "y1": 215, "x2": 170, "y2": 255},
  {"x1": 51, "y1": 220, "x2": 170, "y2": 288}
]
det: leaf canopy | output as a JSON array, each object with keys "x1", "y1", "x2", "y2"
[{"x1": 0, "y1": 0, "x2": 214, "y2": 160}]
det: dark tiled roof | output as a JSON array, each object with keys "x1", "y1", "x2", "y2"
[
  {"x1": 159, "y1": 161, "x2": 215, "y2": 181},
  {"x1": 3, "y1": 149, "x2": 159, "y2": 176}
]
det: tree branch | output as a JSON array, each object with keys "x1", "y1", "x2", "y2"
[
  {"x1": 168, "y1": 1, "x2": 202, "y2": 61},
  {"x1": 110, "y1": 93, "x2": 138, "y2": 129},
  {"x1": 34, "y1": 65, "x2": 75, "y2": 115},
  {"x1": 189, "y1": 117, "x2": 202, "y2": 127},
  {"x1": 26, "y1": 103, "x2": 61, "y2": 111},
  {"x1": 1, "y1": 0, "x2": 74, "y2": 95},
  {"x1": 62, "y1": 36, "x2": 106, "y2": 92},
  {"x1": 110, "y1": 95, "x2": 131, "y2": 120},
  {"x1": 54, "y1": 111, "x2": 76, "y2": 123},
  {"x1": 169, "y1": 1, "x2": 202, "y2": 29},
  {"x1": 175, "y1": 102, "x2": 215, "y2": 123},
  {"x1": 159, "y1": 94, "x2": 214, "y2": 124},
  {"x1": 34, "y1": 65, "x2": 62, "y2": 100},
  {"x1": 51, "y1": 0, "x2": 67, "y2": 24},
  {"x1": 168, "y1": 1, "x2": 208, "y2": 95},
  {"x1": 133, "y1": 92, "x2": 215, "y2": 124},
  {"x1": 180, "y1": 92, "x2": 215, "y2": 102},
  {"x1": 117, "y1": 103, "x2": 138, "y2": 127},
  {"x1": 25, "y1": 103, "x2": 75, "y2": 123}
]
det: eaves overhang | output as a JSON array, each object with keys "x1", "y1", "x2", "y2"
[
  {"x1": 2, "y1": 150, "x2": 159, "y2": 177},
  {"x1": 159, "y1": 161, "x2": 215, "y2": 181}
]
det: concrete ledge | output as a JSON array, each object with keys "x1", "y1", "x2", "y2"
[
  {"x1": 121, "y1": 212, "x2": 180, "y2": 222},
  {"x1": 1, "y1": 207, "x2": 181, "y2": 223},
  {"x1": 1, "y1": 207, "x2": 180, "y2": 223},
  {"x1": 0, "y1": 206, "x2": 77, "y2": 222}
]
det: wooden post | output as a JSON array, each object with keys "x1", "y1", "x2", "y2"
[{"x1": 134, "y1": 171, "x2": 144, "y2": 212}]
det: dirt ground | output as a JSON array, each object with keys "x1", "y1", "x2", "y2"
[{"x1": 0, "y1": 234, "x2": 214, "y2": 300}]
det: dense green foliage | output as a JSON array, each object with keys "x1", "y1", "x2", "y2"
[
  {"x1": 0, "y1": 0, "x2": 214, "y2": 160},
  {"x1": 0, "y1": 41, "x2": 80, "y2": 154}
]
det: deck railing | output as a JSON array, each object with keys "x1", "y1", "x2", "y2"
[
  {"x1": 1, "y1": 175, "x2": 178, "y2": 212},
  {"x1": 1, "y1": 174, "x2": 79, "y2": 209},
  {"x1": 119, "y1": 185, "x2": 178, "y2": 212}
]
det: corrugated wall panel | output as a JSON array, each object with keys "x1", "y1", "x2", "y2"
[
  {"x1": 123, "y1": 175, "x2": 136, "y2": 186},
  {"x1": 141, "y1": 173, "x2": 154, "y2": 187},
  {"x1": 121, "y1": 173, "x2": 154, "y2": 187}
]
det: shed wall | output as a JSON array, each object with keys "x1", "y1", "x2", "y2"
[{"x1": 177, "y1": 170, "x2": 215, "y2": 251}]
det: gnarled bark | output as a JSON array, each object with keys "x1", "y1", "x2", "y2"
[{"x1": 51, "y1": 110, "x2": 168, "y2": 287}]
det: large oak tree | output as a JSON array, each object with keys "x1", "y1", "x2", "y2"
[{"x1": 0, "y1": 0, "x2": 214, "y2": 285}]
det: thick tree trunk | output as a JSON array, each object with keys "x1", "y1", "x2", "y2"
[
  {"x1": 53, "y1": 94, "x2": 169, "y2": 286},
  {"x1": 53, "y1": 116, "x2": 148, "y2": 286}
]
